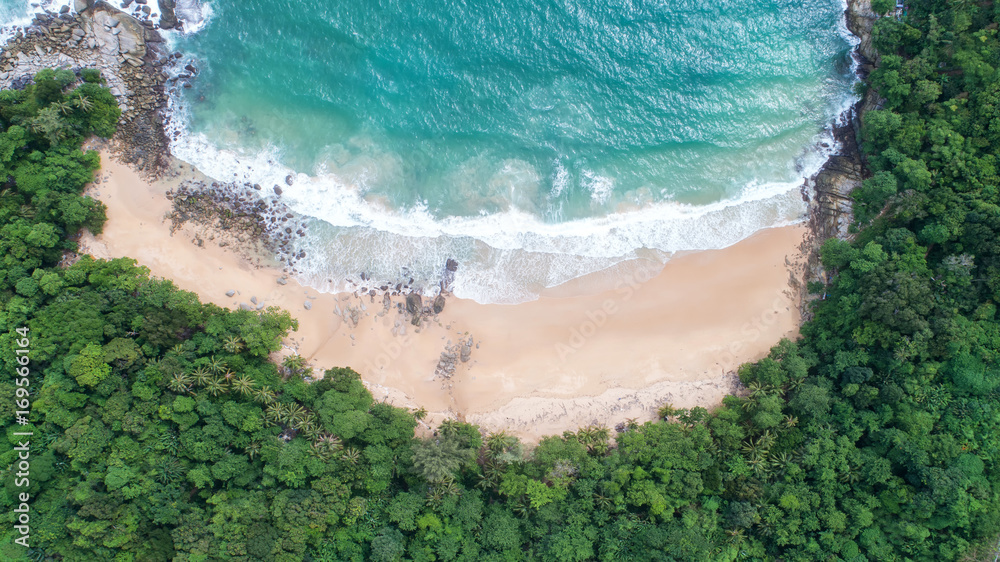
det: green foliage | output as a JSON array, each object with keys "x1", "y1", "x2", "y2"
[{"x1": 5, "y1": 6, "x2": 1000, "y2": 556}]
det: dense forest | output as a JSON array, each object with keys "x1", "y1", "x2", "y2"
[{"x1": 4, "y1": 0, "x2": 1000, "y2": 559}]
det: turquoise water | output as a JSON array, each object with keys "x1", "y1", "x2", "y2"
[{"x1": 1, "y1": 0, "x2": 858, "y2": 302}]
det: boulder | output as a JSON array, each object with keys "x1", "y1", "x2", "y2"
[
  {"x1": 432, "y1": 294, "x2": 445, "y2": 314},
  {"x1": 405, "y1": 293, "x2": 422, "y2": 315},
  {"x1": 158, "y1": 0, "x2": 178, "y2": 29}
]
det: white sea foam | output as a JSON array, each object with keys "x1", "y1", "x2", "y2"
[
  {"x1": 165, "y1": 89, "x2": 831, "y2": 302},
  {"x1": 157, "y1": 0, "x2": 860, "y2": 304}
]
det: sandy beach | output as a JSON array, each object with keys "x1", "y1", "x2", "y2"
[{"x1": 81, "y1": 151, "x2": 809, "y2": 441}]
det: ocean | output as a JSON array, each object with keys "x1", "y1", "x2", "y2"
[{"x1": 3, "y1": 0, "x2": 858, "y2": 303}]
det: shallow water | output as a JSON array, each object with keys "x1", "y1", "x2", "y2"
[{"x1": 1, "y1": 0, "x2": 857, "y2": 303}]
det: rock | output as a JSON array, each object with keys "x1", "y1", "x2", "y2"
[
  {"x1": 445, "y1": 258, "x2": 458, "y2": 272},
  {"x1": 303, "y1": 300, "x2": 312, "y2": 310},
  {"x1": 60, "y1": 5, "x2": 71, "y2": 13},
  {"x1": 273, "y1": 185, "x2": 282, "y2": 195},
  {"x1": 250, "y1": 296, "x2": 258, "y2": 304},
  {"x1": 432, "y1": 294, "x2": 445, "y2": 314},
  {"x1": 405, "y1": 293, "x2": 422, "y2": 315},
  {"x1": 239, "y1": 302, "x2": 252, "y2": 311},
  {"x1": 74, "y1": 0, "x2": 95, "y2": 12},
  {"x1": 123, "y1": 0, "x2": 134, "y2": 7},
  {"x1": 141, "y1": 6, "x2": 151, "y2": 15},
  {"x1": 285, "y1": 174, "x2": 294, "y2": 186},
  {"x1": 276, "y1": 276, "x2": 288, "y2": 285},
  {"x1": 158, "y1": 0, "x2": 178, "y2": 29},
  {"x1": 225, "y1": 289, "x2": 235, "y2": 297},
  {"x1": 460, "y1": 337, "x2": 473, "y2": 362}
]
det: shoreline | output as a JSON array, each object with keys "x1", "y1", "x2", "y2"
[
  {"x1": 0, "y1": 1, "x2": 879, "y2": 441},
  {"x1": 81, "y1": 150, "x2": 809, "y2": 441}
]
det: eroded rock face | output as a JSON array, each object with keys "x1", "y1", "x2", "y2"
[
  {"x1": 846, "y1": 0, "x2": 879, "y2": 64},
  {"x1": 808, "y1": 123, "x2": 865, "y2": 241},
  {"x1": 81, "y1": 6, "x2": 147, "y2": 60},
  {"x1": 807, "y1": 0, "x2": 884, "y2": 242}
]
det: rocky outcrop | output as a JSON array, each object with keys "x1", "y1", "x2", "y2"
[
  {"x1": 0, "y1": 3, "x2": 172, "y2": 173},
  {"x1": 845, "y1": 0, "x2": 879, "y2": 64},
  {"x1": 802, "y1": 0, "x2": 887, "y2": 293},
  {"x1": 806, "y1": 121, "x2": 865, "y2": 240},
  {"x1": 807, "y1": 0, "x2": 884, "y2": 241}
]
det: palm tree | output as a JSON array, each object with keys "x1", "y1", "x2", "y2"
[
  {"x1": 255, "y1": 386, "x2": 277, "y2": 405},
  {"x1": 746, "y1": 452, "x2": 772, "y2": 477},
  {"x1": 245, "y1": 441, "x2": 261, "y2": 459},
  {"x1": 576, "y1": 425, "x2": 610, "y2": 455},
  {"x1": 51, "y1": 100, "x2": 73, "y2": 115},
  {"x1": 486, "y1": 431, "x2": 516, "y2": 456},
  {"x1": 748, "y1": 381, "x2": 769, "y2": 399},
  {"x1": 264, "y1": 404, "x2": 283, "y2": 426},
  {"x1": 206, "y1": 356, "x2": 226, "y2": 374},
  {"x1": 657, "y1": 403, "x2": 677, "y2": 420},
  {"x1": 72, "y1": 94, "x2": 93, "y2": 112},
  {"x1": 232, "y1": 375, "x2": 255, "y2": 396},
  {"x1": 288, "y1": 405, "x2": 309, "y2": 428},
  {"x1": 223, "y1": 335, "x2": 244, "y2": 354},
  {"x1": 316, "y1": 434, "x2": 342, "y2": 453},
  {"x1": 205, "y1": 377, "x2": 227, "y2": 397},
  {"x1": 167, "y1": 372, "x2": 192, "y2": 393},
  {"x1": 594, "y1": 492, "x2": 614, "y2": 511},
  {"x1": 783, "y1": 415, "x2": 799, "y2": 429},
  {"x1": 786, "y1": 376, "x2": 806, "y2": 392},
  {"x1": 190, "y1": 367, "x2": 212, "y2": 387},
  {"x1": 298, "y1": 418, "x2": 320, "y2": 440},
  {"x1": 341, "y1": 447, "x2": 361, "y2": 465}
]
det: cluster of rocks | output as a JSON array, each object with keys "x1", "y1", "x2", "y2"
[
  {"x1": 0, "y1": 1, "x2": 174, "y2": 173},
  {"x1": 332, "y1": 259, "x2": 456, "y2": 326},
  {"x1": 433, "y1": 336, "x2": 474, "y2": 379},
  {"x1": 404, "y1": 292, "x2": 448, "y2": 326},
  {"x1": 166, "y1": 179, "x2": 310, "y2": 271}
]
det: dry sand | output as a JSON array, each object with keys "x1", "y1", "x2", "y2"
[{"x1": 80, "y1": 151, "x2": 809, "y2": 442}]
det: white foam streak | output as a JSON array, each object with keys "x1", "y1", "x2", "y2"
[{"x1": 158, "y1": 0, "x2": 859, "y2": 304}]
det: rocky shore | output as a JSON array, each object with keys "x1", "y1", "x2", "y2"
[
  {"x1": 802, "y1": 0, "x2": 885, "y2": 293},
  {"x1": 0, "y1": 0, "x2": 178, "y2": 173}
]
